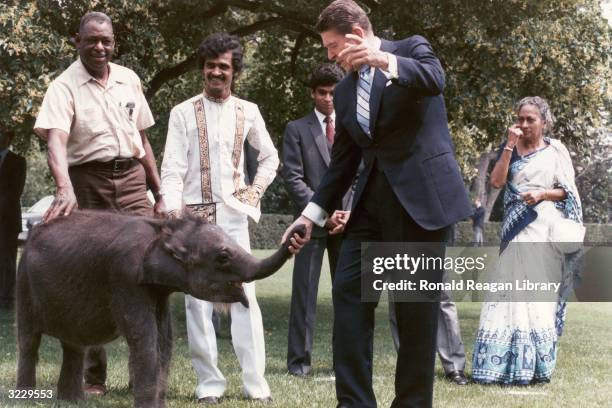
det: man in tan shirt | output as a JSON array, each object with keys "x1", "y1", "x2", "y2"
[{"x1": 33, "y1": 11, "x2": 164, "y2": 396}]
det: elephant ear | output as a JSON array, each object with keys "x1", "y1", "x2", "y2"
[
  {"x1": 160, "y1": 215, "x2": 198, "y2": 263},
  {"x1": 140, "y1": 248, "x2": 189, "y2": 292},
  {"x1": 142, "y1": 217, "x2": 189, "y2": 263},
  {"x1": 161, "y1": 228, "x2": 190, "y2": 263},
  {"x1": 139, "y1": 219, "x2": 191, "y2": 291}
]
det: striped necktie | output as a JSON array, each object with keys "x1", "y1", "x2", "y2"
[{"x1": 356, "y1": 65, "x2": 371, "y2": 136}]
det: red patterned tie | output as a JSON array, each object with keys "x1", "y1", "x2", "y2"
[{"x1": 324, "y1": 115, "x2": 334, "y2": 144}]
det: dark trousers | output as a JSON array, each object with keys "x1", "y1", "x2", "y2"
[
  {"x1": 388, "y1": 288, "x2": 467, "y2": 375},
  {"x1": 69, "y1": 160, "x2": 152, "y2": 386},
  {"x1": 287, "y1": 232, "x2": 342, "y2": 374},
  {"x1": 333, "y1": 168, "x2": 447, "y2": 408},
  {"x1": 0, "y1": 229, "x2": 18, "y2": 309}
]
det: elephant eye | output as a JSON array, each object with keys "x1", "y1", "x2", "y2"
[{"x1": 217, "y1": 251, "x2": 231, "y2": 265}]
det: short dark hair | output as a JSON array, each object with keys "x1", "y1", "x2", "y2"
[
  {"x1": 197, "y1": 33, "x2": 244, "y2": 75},
  {"x1": 309, "y1": 63, "x2": 344, "y2": 89},
  {"x1": 79, "y1": 12, "x2": 113, "y2": 34},
  {"x1": 315, "y1": 0, "x2": 372, "y2": 35}
]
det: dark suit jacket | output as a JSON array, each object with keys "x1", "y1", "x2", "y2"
[
  {"x1": 311, "y1": 36, "x2": 471, "y2": 230},
  {"x1": 0, "y1": 150, "x2": 26, "y2": 237},
  {"x1": 281, "y1": 111, "x2": 353, "y2": 238}
]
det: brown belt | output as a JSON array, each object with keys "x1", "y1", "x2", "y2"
[{"x1": 71, "y1": 158, "x2": 138, "y2": 172}]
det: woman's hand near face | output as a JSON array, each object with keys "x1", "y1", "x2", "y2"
[{"x1": 507, "y1": 124, "x2": 523, "y2": 148}]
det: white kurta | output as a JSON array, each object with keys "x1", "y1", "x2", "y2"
[
  {"x1": 160, "y1": 93, "x2": 278, "y2": 399},
  {"x1": 160, "y1": 94, "x2": 279, "y2": 221}
]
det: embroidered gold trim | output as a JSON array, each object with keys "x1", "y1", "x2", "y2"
[
  {"x1": 252, "y1": 175, "x2": 267, "y2": 190},
  {"x1": 186, "y1": 203, "x2": 216, "y2": 224},
  {"x1": 233, "y1": 186, "x2": 261, "y2": 207},
  {"x1": 232, "y1": 101, "x2": 245, "y2": 191},
  {"x1": 193, "y1": 98, "x2": 213, "y2": 204},
  {"x1": 204, "y1": 92, "x2": 231, "y2": 104}
]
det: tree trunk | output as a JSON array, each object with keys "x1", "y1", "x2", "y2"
[{"x1": 472, "y1": 150, "x2": 501, "y2": 221}]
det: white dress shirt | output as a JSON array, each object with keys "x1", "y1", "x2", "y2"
[{"x1": 160, "y1": 94, "x2": 279, "y2": 222}]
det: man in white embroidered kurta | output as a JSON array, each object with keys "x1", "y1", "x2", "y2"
[
  {"x1": 161, "y1": 95, "x2": 277, "y2": 221},
  {"x1": 160, "y1": 33, "x2": 278, "y2": 403}
]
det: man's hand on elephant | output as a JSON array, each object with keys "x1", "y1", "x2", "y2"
[
  {"x1": 328, "y1": 210, "x2": 350, "y2": 235},
  {"x1": 153, "y1": 197, "x2": 167, "y2": 218},
  {"x1": 281, "y1": 215, "x2": 313, "y2": 254},
  {"x1": 43, "y1": 186, "x2": 78, "y2": 222}
]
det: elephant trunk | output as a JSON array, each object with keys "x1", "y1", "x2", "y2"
[{"x1": 244, "y1": 224, "x2": 306, "y2": 282}]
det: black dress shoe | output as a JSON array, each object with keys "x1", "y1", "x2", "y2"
[
  {"x1": 445, "y1": 370, "x2": 469, "y2": 385},
  {"x1": 288, "y1": 369, "x2": 307, "y2": 378},
  {"x1": 198, "y1": 396, "x2": 220, "y2": 404}
]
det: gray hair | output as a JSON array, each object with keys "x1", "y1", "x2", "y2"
[
  {"x1": 79, "y1": 12, "x2": 113, "y2": 34},
  {"x1": 515, "y1": 96, "x2": 555, "y2": 136}
]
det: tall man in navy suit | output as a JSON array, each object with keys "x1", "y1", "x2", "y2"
[
  {"x1": 281, "y1": 63, "x2": 350, "y2": 377},
  {"x1": 282, "y1": 1, "x2": 472, "y2": 407},
  {"x1": 0, "y1": 126, "x2": 26, "y2": 310}
]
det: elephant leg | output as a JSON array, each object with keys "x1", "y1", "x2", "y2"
[
  {"x1": 124, "y1": 317, "x2": 160, "y2": 408},
  {"x1": 156, "y1": 302, "x2": 173, "y2": 408},
  {"x1": 16, "y1": 329, "x2": 41, "y2": 388},
  {"x1": 16, "y1": 273, "x2": 41, "y2": 389},
  {"x1": 57, "y1": 342, "x2": 85, "y2": 401}
]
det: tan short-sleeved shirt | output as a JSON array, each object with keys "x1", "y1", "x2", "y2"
[{"x1": 34, "y1": 59, "x2": 155, "y2": 166}]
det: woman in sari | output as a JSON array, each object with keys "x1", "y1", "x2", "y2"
[{"x1": 471, "y1": 96, "x2": 584, "y2": 385}]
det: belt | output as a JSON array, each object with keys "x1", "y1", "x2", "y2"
[{"x1": 73, "y1": 158, "x2": 138, "y2": 172}]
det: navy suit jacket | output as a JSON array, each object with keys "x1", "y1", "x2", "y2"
[{"x1": 311, "y1": 36, "x2": 471, "y2": 230}]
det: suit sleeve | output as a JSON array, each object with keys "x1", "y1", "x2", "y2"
[
  {"x1": 280, "y1": 121, "x2": 314, "y2": 210},
  {"x1": 393, "y1": 36, "x2": 445, "y2": 96},
  {"x1": 310, "y1": 114, "x2": 362, "y2": 214},
  {"x1": 15, "y1": 156, "x2": 26, "y2": 200}
]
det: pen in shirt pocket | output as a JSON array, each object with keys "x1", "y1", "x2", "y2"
[
  {"x1": 126, "y1": 102, "x2": 135, "y2": 120},
  {"x1": 119, "y1": 101, "x2": 135, "y2": 121}
]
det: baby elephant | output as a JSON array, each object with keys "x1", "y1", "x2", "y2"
[{"x1": 16, "y1": 210, "x2": 303, "y2": 407}]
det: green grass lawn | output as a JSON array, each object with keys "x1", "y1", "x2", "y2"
[{"x1": 1, "y1": 249, "x2": 611, "y2": 407}]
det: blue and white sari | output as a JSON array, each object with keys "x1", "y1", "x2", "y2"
[{"x1": 472, "y1": 138, "x2": 583, "y2": 385}]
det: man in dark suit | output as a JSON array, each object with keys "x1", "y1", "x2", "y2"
[
  {"x1": 0, "y1": 126, "x2": 26, "y2": 310},
  {"x1": 282, "y1": 1, "x2": 472, "y2": 406},
  {"x1": 471, "y1": 198, "x2": 486, "y2": 246},
  {"x1": 281, "y1": 63, "x2": 350, "y2": 377}
]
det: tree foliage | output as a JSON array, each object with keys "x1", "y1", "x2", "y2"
[{"x1": 1, "y1": 0, "x2": 609, "y2": 220}]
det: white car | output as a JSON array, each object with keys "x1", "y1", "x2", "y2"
[
  {"x1": 18, "y1": 192, "x2": 157, "y2": 242},
  {"x1": 18, "y1": 195, "x2": 54, "y2": 242}
]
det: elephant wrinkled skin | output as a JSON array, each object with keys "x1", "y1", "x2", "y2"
[{"x1": 15, "y1": 210, "x2": 303, "y2": 407}]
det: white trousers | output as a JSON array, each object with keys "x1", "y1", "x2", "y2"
[{"x1": 185, "y1": 204, "x2": 270, "y2": 399}]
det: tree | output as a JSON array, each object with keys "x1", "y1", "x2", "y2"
[{"x1": 2, "y1": 0, "x2": 610, "y2": 220}]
